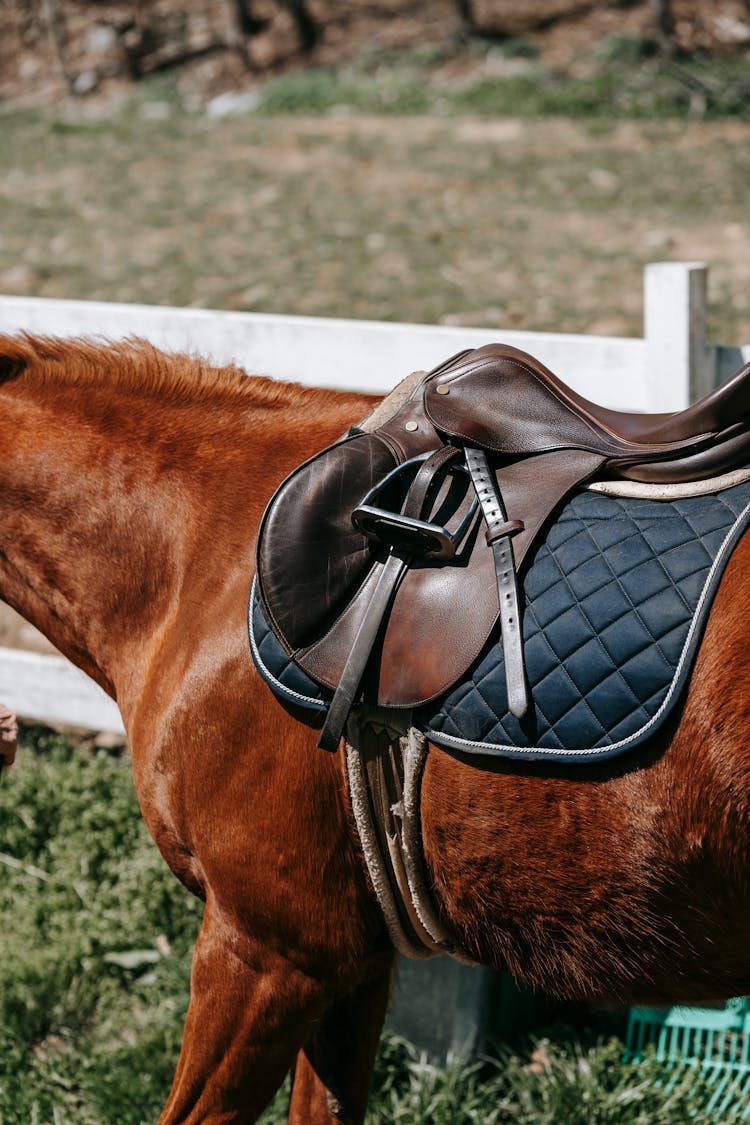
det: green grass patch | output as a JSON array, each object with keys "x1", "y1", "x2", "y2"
[
  {"x1": 362, "y1": 1034, "x2": 719, "y2": 1125},
  {"x1": 0, "y1": 728, "x2": 199, "y2": 1123},
  {"x1": 254, "y1": 54, "x2": 750, "y2": 121},
  {"x1": 258, "y1": 67, "x2": 433, "y2": 115}
]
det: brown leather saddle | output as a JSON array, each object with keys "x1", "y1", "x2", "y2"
[{"x1": 256, "y1": 343, "x2": 750, "y2": 750}]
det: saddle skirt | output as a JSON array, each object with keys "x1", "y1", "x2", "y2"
[{"x1": 250, "y1": 479, "x2": 750, "y2": 764}]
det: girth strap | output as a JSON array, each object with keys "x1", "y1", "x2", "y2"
[
  {"x1": 345, "y1": 713, "x2": 473, "y2": 961},
  {"x1": 465, "y1": 448, "x2": 529, "y2": 718},
  {"x1": 319, "y1": 446, "x2": 462, "y2": 751}
]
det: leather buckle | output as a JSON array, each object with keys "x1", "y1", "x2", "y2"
[{"x1": 486, "y1": 519, "x2": 525, "y2": 546}]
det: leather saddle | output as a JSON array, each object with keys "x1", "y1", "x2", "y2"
[{"x1": 256, "y1": 343, "x2": 750, "y2": 750}]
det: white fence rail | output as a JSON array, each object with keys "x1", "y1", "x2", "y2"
[
  {"x1": 0, "y1": 647, "x2": 124, "y2": 734},
  {"x1": 0, "y1": 260, "x2": 747, "y2": 735}
]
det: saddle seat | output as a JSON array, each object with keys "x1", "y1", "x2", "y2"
[
  {"x1": 255, "y1": 343, "x2": 750, "y2": 750},
  {"x1": 422, "y1": 344, "x2": 750, "y2": 483}
]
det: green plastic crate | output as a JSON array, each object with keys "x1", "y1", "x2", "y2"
[{"x1": 626, "y1": 997, "x2": 750, "y2": 1120}]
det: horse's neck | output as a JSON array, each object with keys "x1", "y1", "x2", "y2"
[
  {"x1": 0, "y1": 366, "x2": 374, "y2": 718},
  {"x1": 0, "y1": 384, "x2": 188, "y2": 699}
]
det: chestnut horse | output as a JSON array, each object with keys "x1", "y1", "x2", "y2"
[{"x1": 2, "y1": 333, "x2": 750, "y2": 1124}]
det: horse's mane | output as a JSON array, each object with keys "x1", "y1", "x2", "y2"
[{"x1": 0, "y1": 332, "x2": 336, "y2": 410}]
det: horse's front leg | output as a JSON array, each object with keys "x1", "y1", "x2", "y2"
[
  {"x1": 159, "y1": 902, "x2": 329, "y2": 1125},
  {"x1": 287, "y1": 952, "x2": 394, "y2": 1125}
]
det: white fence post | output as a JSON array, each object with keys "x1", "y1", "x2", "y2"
[{"x1": 644, "y1": 261, "x2": 713, "y2": 411}]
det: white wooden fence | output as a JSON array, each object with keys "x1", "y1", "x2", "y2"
[{"x1": 0, "y1": 260, "x2": 747, "y2": 736}]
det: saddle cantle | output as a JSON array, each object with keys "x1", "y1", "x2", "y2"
[{"x1": 255, "y1": 343, "x2": 750, "y2": 751}]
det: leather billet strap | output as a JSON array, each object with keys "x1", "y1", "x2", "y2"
[
  {"x1": 465, "y1": 448, "x2": 529, "y2": 719},
  {"x1": 319, "y1": 445, "x2": 463, "y2": 751},
  {"x1": 318, "y1": 550, "x2": 407, "y2": 750}
]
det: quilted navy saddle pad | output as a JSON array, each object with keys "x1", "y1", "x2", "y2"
[{"x1": 250, "y1": 481, "x2": 750, "y2": 765}]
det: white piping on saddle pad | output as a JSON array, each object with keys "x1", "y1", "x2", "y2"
[{"x1": 587, "y1": 466, "x2": 750, "y2": 500}]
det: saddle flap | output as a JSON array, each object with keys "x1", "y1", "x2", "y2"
[
  {"x1": 257, "y1": 432, "x2": 398, "y2": 650},
  {"x1": 258, "y1": 414, "x2": 603, "y2": 706}
]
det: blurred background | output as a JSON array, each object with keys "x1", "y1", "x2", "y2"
[
  {"x1": 1, "y1": 3, "x2": 750, "y2": 1123},
  {"x1": 2, "y1": 0, "x2": 750, "y2": 340}
]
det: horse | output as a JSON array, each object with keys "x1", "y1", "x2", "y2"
[{"x1": 1, "y1": 331, "x2": 750, "y2": 1124}]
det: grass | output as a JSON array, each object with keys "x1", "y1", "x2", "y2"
[
  {"x1": 0, "y1": 727, "x2": 198, "y2": 1123},
  {"x1": 253, "y1": 52, "x2": 750, "y2": 122},
  {"x1": 361, "y1": 1035, "x2": 719, "y2": 1124},
  {"x1": 0, "y1": 728, "x2": 742, "y2": 1123}
]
